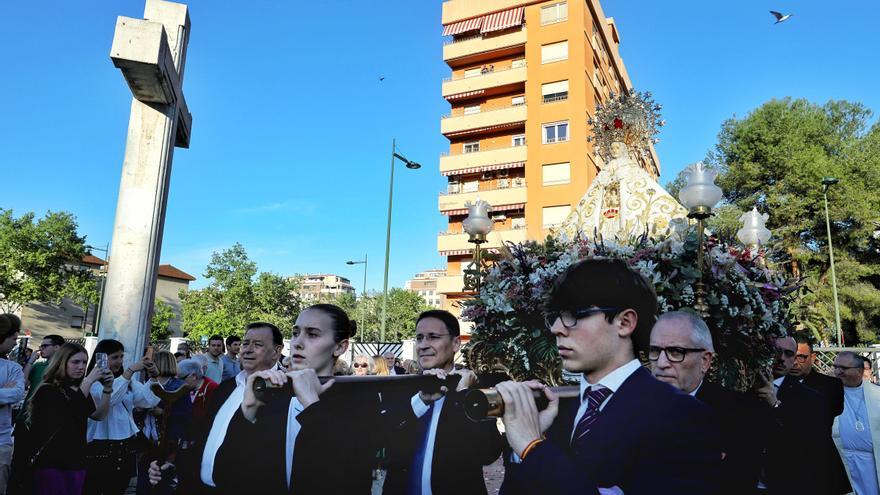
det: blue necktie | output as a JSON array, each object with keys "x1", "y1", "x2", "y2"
[
  {"x1": 408, "y1": 402, "x2": 434, "y2": 495},
  {"x1": 572, "y1": 386, "x2": 612, "y2": 444}
]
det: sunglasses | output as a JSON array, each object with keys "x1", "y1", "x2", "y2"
[{"x1": 353, "y1": 363, "x2": 369, "y2": 368}]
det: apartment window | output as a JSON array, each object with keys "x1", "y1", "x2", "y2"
[
  {"x1": 464, "y1": 105, "x2": 481, "y2": 115},
  {"x1": 511, "y1": 95, "x2": 526, "y2": 106},
  {"x1": 463, "y1": 141, "x2": 480, "y2": 153},
  {"x1": 540, "y1": 2, "x2": 568, "y2": 25},
  {"x1": 542, "y1": 121, "x2": 569, "y2": 144},
  {"x1": 542, "y1": 80, "x2": 569, "y2": 103},
  {"x1": 541, "y1": 41, "x2": 568, "y2": 64},
  {"x1": 70, "y1": 315, "x2": 85, "y2": 328},
  {"x1": 543, "y1": 205, "x2": 571, "y2": 228},
  {"x1": 463, "y1": 180, "x2": 479, "y2": 193},
  {"x1": 511, "y1": 58, "x2": 526, "y2": 69},
  {"x1": 543, "y1": 162, "x2": 571, "y2": 185},
  {"x1": 512, "y1": 134, "x2": 526, "y2": 147},
  {"x1": 464, "y1": 67, "x2": 482, "y2": 78}
]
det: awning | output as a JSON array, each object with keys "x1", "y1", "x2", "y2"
[
  {"x1": 444, "y1": 121, "x2": 525, "y2": 138},
  {"x1": 442, "y1": 17, "x2": 483, "y2": 36},
  {"x1": 441, "y1": 161, "x2": 525, "y2": 177},
  {"x1": 481, "y1": 7, "x2": 524, "y2": 34},
  {"x1": 446, "y1": 89, "x2": 485, "y2": 101},
  {"x1": 442, "y1": 202, "x2": 525, "y2": 216}
]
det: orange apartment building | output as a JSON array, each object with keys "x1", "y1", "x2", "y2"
[{"x1": 436, "y1": 0, "x2": 660, "y2": 332}]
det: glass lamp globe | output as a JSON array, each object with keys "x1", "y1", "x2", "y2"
[
  {"x1": 678, "y1": 162, "x2": 723, "y2": 216},
  {"x1": 737, "y1": 207, "x2": 771, "y2": 247},
  {"x1": 463, "y1": 199, "x2": 493, "y2": 242}
]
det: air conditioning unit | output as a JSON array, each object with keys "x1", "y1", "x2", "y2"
[
  {"x1": 447, "y1": 184, "x2": 460, "y2": 194},
  {"x1": 492, "y1": 214, "x2": 507, "y2": 222},
  {"x1": 497, "y1": 178, "x2": 510, "y2": 189}
]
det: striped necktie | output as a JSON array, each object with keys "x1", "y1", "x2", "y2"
[{"x1": 572, "y1": 386, "x2": 612, "y2": 444}]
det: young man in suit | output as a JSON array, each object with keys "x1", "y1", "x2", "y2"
[
  {"x1": 789, "y1": 336, "x2": 851, "y2": 494},
  {"x1": 383, "y1": 310, "x2": 503, "y2": 495},
  {"x1": 149, "y1": 322, "x2": 286, "y2": 494},
  {"x1": 498, "y1": 259, "x2": 721, "y2": 495},
  {"x1": 648, "y1": 311, "x2": 765, "y2": 494}
]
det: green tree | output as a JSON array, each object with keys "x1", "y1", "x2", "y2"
[
  {"x1": 0, "y1": 209, "x2": 97, "y2": 313},
  {"x1": 151, "y1": 300, "x2": 175, "y2": 340},
  {"x1": 709, "y1": 98, "x2": 880, "y2": 344},
  {"x1": 319, "y1": 289, "x2": 430, "y2": 342},
  {"x1": 180, "y1": 243, "x2": 303, "y2": 341}
]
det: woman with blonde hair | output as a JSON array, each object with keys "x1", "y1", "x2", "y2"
[
  {"x1": 372, "y1": 355, "x2": 390, "y2": 376},
  {"x1": 29, "y1": 342, "x2": 113, "y2": 494}
]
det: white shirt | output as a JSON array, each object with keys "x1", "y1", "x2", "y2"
[
  {"x1": 689, "y1": 381, "x2": 704, "y2": 397},
  {"x1": 88, "y1": 375, "x2": 159, "y2": 441},
  {"x1": 285, "y1": 398, "x2": 304, "y2": 490},
  {"x1": 411, "y1": 394, "x2": 447, "y2": 495},
  {"x1": 0, "y1": 359, "x2": 24, "y2": 446},
  {"x1": 200, "y1": 371, "x2": 246, "y2": 487},
  {"x1": 572, "y1": 359, "x2": 642, "y2": 439}
]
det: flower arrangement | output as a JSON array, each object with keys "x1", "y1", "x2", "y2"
[{"x1": 462, "y1": 232, "x2": 798, "y2": 391}]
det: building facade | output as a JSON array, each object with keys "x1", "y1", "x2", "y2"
[
  {"x1": 437, "y1": 0, "x2": 658, "y2": 331},
  {"x1": 19, "y1": 255, "x2": 195, "y2": 343},
  {"x1": 405, "y1": 269, "x2": 447, "y2": 308},
  {"x1": 298, "y1": 274, "x2": 356, "y2": 301}
]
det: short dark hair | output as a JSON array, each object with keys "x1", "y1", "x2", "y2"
[
  {"x1": 208, "y1": 335, "x2": 224, "y2": 344},
  {"x1": 417, "y1": 310, "x2": 461, "y2": 337},
  {"x1": 43, "y1": 335, "x2": 65, "y2": 346},
  {"x1": 225, "y1": 335, "x2": 241, "y2": 347},
  {"x1": 304, "y1": 304, "x2": 357, "y2": 342},
  {"x1": 794, "y1": 334, "x2": 814, "y2": 352},
  {"x1": 547, "y1": 259, "x2": 658, "y2": 354},
  {"x1": 0, "y1": 314, "x2": 21, "y2": 340},
  {"x1": 88, "y1": 339, "x2": 125, "y2": 373},
  {"x1": 245, "y1": 322, "x2": 283, "y2": 347}
]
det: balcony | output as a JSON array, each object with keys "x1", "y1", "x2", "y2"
[
  {"x1": 438, "y1": 183, "x2": 527, "y2": 212},
  {"x1": 440, "y1": 145, "x2": 527, "y2": 174},
  {"x1": 437, "y1": 227, "x2": 527, "y2": 253},
  {"x1": 442, "y1": 64, "x2": 527, "y2": 99},
  {"x1": 441, "y1": 103, "x2": 526, "y2": 136},
  {"x1": 442, "y1": 0, "x2": 527, "y2": 25},
  {"x1": 443, "y1": 28, "x2": 527, "y2": 62}
]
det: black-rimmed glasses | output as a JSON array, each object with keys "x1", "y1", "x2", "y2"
[
  {"x1": 832, "y1": 364, "x2": 862, "y2": 371},
  {"x1": 544, "y1": 307, "x2": 621, "y2": 329},
  {"x1": 648, "y1": 346, "x2": 706, "y2": 363}
]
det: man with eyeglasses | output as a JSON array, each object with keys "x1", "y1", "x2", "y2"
[
  {"x1": 648, "y1": 311, "x2": 765, "y2": 494},
  {"x1": 383, "y1": 309, "x2": 503, "y2": 495},
  {"x1": 831, "y1": 351, "x2": 880, "y2": 495},
  {"x1": 19, "y1": 334, "x2": 64, "y2": 417},
  {"x1": 498, "y1": 259, "x2": 721, "y2": 495},
  {"x1": 789, "y1": 335, "x2": 851, "y2": 494}
]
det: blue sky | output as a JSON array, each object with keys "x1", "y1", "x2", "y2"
[{"x1": 2, "y1": 1, "x2": 878, "y2": 291}]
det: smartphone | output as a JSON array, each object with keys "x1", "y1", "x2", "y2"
[{"x1": 96, "y1": 352, "x2": 108, "y2": 370}]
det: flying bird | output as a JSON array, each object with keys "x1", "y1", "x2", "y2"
[
  {"x1": 769, "y1": 11, "x2": 792, "y2": 24},
  {"x1": 379, "y1": 76, "x2": 385, "y2": 82}
]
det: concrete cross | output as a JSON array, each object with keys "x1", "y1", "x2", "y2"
[{"x1": 98, "y1": 0, "x2": 192, "y2": 366}]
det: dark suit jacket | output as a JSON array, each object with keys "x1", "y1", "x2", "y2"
[
  {"x1": 799, "y1": 370, "x2": 851, "y2": 494},
  {"x1": 392, "y1": 365, "x2": 407, "y2": 375},
  {"x1": 500, "y1": 367, "x2": 722, "y2": 495},
  {"x1": 762, "y1": 375, "x2": 833, "y2": 495},
  {"x1": 695, "y1": 381, "x2": 764, "y2": 495},
  {"x1": 383, "y1": 387, "x2": 504, "y2": 495}
]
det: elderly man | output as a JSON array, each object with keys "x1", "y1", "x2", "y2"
[
  {"x1": 648, "y1": 311, "x2": 763, "y2": 494},
  {"x1": 384, "y1": 351, "x2": 406, "y2": 375},
  {"x1": 832, "y1": 351, "x2": 880, "y2": 495}
]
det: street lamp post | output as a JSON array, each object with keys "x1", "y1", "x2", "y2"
[
  {"x1": 678, "y1": 163, "x2": 723, "y2": 317},
  {"x1": 346, "y1": 255, "x2": 368, "y2": 340},
  {"x1": 381, "y1": 139, "x2": 421, "y2": 342},
  {"x1": 822, "y1": 177, "x2": 843, "y2": 345},
  {"x1": 462, "y1": 200, "x2": 494, "y2": 292}
]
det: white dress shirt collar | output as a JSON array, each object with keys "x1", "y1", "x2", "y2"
[{"x1": 579, "y1": 358, "x2": 643, "y2": 400}]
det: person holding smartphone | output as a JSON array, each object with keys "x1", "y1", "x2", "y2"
[
  {"x1": 84, "y1": 339, "x2": 160, "y2": 495},
  {"x1": 28, "y1": 342, "x2": 114, "y2": 494}
]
